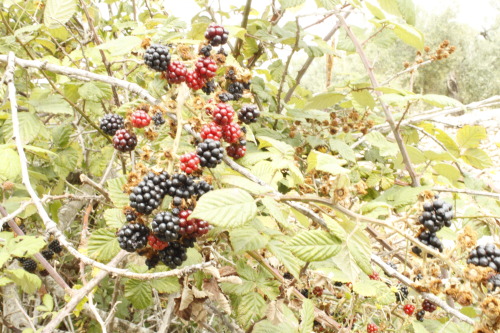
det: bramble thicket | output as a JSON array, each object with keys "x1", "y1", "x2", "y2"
[{"x1": 1, "y1": 0, "x2": 500, "y2": 332}]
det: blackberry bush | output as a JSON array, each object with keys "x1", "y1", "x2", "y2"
[
  {"x1": 196, "y1": 139, "x2": 224, "y2": 168},
  {"x1": 144, "y1": 44, "x2": 171, "y2": 72},
  {"x1": 100, "y1": 114, "x2": 124, "y2": 135},
  {"x1": 117, "y1": 223, "x2": 150, "y2": 252}
]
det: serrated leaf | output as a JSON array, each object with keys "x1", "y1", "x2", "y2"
[
  {"x1": 434, "y1": 129, "x2": 460, "y2": 157},
  {"x1": 352, "y1": 280, "x2": 380, "y2": 297},
  {"x1": 78, "y1": 82, "x2": 113, "y2": 102},
  {"x1": 329, "y1": 139, "x2": 356, "y2": 162},
  {"x1": 5, "y1": 269, "x2": 42, "y2": 294},
  {"x1": 304, "y1": 92, "x2": 344, "y2": 110},
  {"x1": 257, "y1": 136, "x2": 295, "y2": 157},
  {"x1": 124, "y1": 279, "x2": 153, "y2": 309},
  {"x1": 299, "y1": 299, "x2": 314, "y2": 333},
  {"x1": 398, "y1": 0, "x2": 416, "y2": 25},
  {"x1": 267, "y1": 240, "x2": 302, "y2": 279},
  {"x1": 433, "y1": 163, "x2": 460, "y2": 182},
  {"x1": 29, "y1": 94, "x2": 73, "y2": 115},
  {"x1": 288, "y1": 230, "x2": 342, "y2": 261},
  {"x1": 107, "y1": 176, "x2": 129, "y2": 208},
  {"x1": 456, "y1": 125, "x2": 487, "y2": 149},
  {"x1": 238, "y1": 293, "x2": 266, "y2": 328},
  {"x1": 365, "y1": 132, "x2": 399, "y2": 156},
  {"x1": 88, "y1": 229, "x2": 120, "y2": 262},
  {"x1": 103, "y1": 208, "x2": 126, "y2": 229},
  {"x1": 279, "y1": 0, "x2": 306, "y2": 9},
  {"x1": 392, "y1": 22, "x2": 424, "y2": 50},
  {"x1": 150, "y1": 276, "x2": 180, "y2": 293},
  {"x1": 97, "y1": 36, "x2": 142, "y2": 56},
  {"x1": 8, "y1": 236, "x2": 46, "y2": 257},
  {"x1": 461, "y1": 148, "x2": 493, "y2": 169},
  {"x1": 44, "y1": 0, "x2": 76, "y2": 28},
  {"x1": 422, "y1": 94, "x2": 462, "y2": 108},
  {"x1": 1, "y1": 112, "x2": 44, "y2": 144},
  {"x1": 230, "y1": 226, "x2": 269, "y2": 254},
  {"x1": 190, "y1": 189, "x2": 257, "y2": 229},
  {"x1": 307, "y1": 150, "x2": 348, "y2": 175},
  {"x1": 0, "y1": 148, "x2": 21, "y2": 181},
  {"x1": 221, "y1": 175, "x2": 271, "y2": 195},
  {"x1": 322, "y1": 215, "x2": 348, "y2": 242},
  {"x1": 351, "y1": 90, "x2": 376, "y2": 110},
  {"x1": 261, "y1": 197, "x2": 290, "y2": 226}
]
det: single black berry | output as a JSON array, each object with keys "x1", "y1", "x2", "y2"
[
  {"x1": 238, "y1": 104, "x2": 260, "y2": 124},
  {"x1": 196, "y1": 139, "x2": 223, "y2": 168},
  {"x1": 283, "y1": 272, "x2": 293, "y2": 280},
  {"x1": 416, "y1": 309, "x2": 425, "y2": 321},
  {"x1": 144, "y1": 44, "x2": 171, "y2": 72},
  {"x1": 152, "y1": 112, "x2": 165, "y2": 126},
  {"x1": 41, "y1": 249, "x2": 54, "y2": 261},
  {"x1": 218, "y1": 92, "x2": 234, "y2": 102},
  {"x1": 117, "y1": 223, "x2": 150, "y2": 252},
  {"x1": 99, "y1": 114, "x2": 124, "y2": 136},
  {"x1": 129, "y1": 171, "x2": 169, "y2": 215},
  {"x1": 199, "y1": 44, "x2": 213, "y2": 57},
  {"x1": 227, "y1": 81, "x2": 245, "y2": 100},
  {"x1": 159, "y1": 241, "x2": 188, "y2": 268},
  {"x1": 113, "y1": 129, "x2": 138, "y2": 152},
  {"x1": 151, "y1": 211, "x2": 180, "y2": 242},
  {"x1": 126, "y1": 212, "x2": 137, "y2": 222},
  {"x1": 22, "y1": 258, "x2": 37, "y2": 273},
  {"x1": 202, "y1": 80, "x2": 216, "y2": 95},
  {"x1": 300, "y1": 289, "x2": 309, "y2": 298},
  {"x1": 48, "y1": 240, "x2": 63, "y2": 254},
  {"x1": 145, "y1": 255, "x2": 160, "y2": 270}
]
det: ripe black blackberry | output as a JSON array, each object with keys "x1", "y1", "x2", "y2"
[
  {"x1": 416, "y1": 309, "x2": 425, "y2": 321},
  {"x1": 117, "y1": 223, "x2": 150, "y2": 252},
  {"x1": 99, "y1": 114, "x2": 124, "y2": 136},
  {"x1": 488, "y1": 274, "x2": 500, "y2": 291},
  {"x1": 113, "y1": 129, "x2": 138, "y2": 152},
  {"x1": 467, "y1": 243, "x2": 500, "y2": 271},
  {"x1": 202, "y1": 80, "x2": 216, "y2": 95},
  {"x1": 21, "y1": 258, "x2": 37, "y2": 273},
  {"x1": 218, "y1": 92, "x2": 234, "y2": 102},
  {"x1": 418, "y1": 198, "x2": 454, "y2": 232},
  {"x1": 411, "y1": 231, "x2": 443, "y2": 256},
  {"x1": 1, "y1": 222, "x2": 26, "y2": 234},
  {"x1": 283, "y1": 272, "x2": 293, "y2": 280},
  {"x1": 145, "y1": 254, "x2": 160, "y2": 270},
  {"x1": 199, "y1": 44, "x2": 213, "y2": 57},
  {"x1": 129, "y1": 171, "x2": 170, "y2": 215},
  {"x1": 193, "y1": 180, "x2": 213, "y2": 199},
  {"x1": 225, "y1": 69, "x2": 237, "y2": 81},
  {"x1": 217, "y1": 47, "x2": 228, "y2": 56},
  {"x1": 196, "y1": 139, "x2": 224, "y2": 168},
  {"x1": 152, "y1": 112, "x2": 165, "y2": 126},
  {"x1": 238, "y1": 104, "x2": 260, "y2": 124},
  {"x1": 159, "y1": 241, "x2": 188, "y2": 268},
  {"x1": 41, "y1": 249, "x2": 54, "y2": 261},
  {"x1": 227, "y1": 81, "x2": 245, "y2": 100},
  {"x1": 144, "y1": 44, "x2": 171, "y2": 72},
  {"x1": 164, "y1": 173, "x2": 196, "y2": 201},
  {"x1": 126, "y1": 212, "x2": 137, "y2": 222},
  {"x1": 151, "y1": 211, "x2": 180, "y2": 242},
  {"x1": 48, "y1": 240, "x2": 63, "y2": 254},
  {"x1": 422, "y1": 299, "x2": 437, "y2": 312},
  {"x1": 395, "y1": 284, "x2": 409, "y2": 302}
]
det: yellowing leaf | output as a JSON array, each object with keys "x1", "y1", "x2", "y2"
[
  {"x1": 307, "y1": 150, "x2": 348, "y2": 175},
  {"x1": 456, "y1": 125, "x2": 487, "y2": 149}
]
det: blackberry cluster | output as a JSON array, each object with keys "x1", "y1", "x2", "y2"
[
  {"x1": 196, "y1": 139, "x2": 224, "y2": 168},
  {"x1": 129, "y1": 171, "x2": 169, "y2": 215},
  {"x1": 166, "y1": 61, "x2": 187, "y2": 84},
  {"x1": 1, "y1": 222, "x2": 27, "y2": 234},
  {"x1": 100, "y1": 114, "x2": 124, "y2": 136},
  {"x1": 179, "y1": 152, "x2": 200, "y2": 174},
  {"x1": 145, "y1": 254, "x2": 160, "y2": 270},
  {"x1": 199, "y1": 44, "x2": 213, "y2": 57},
  {"x1": 412, "y1": 231, "x2": 443, "y2": 256},
  {"x1": 164, "y1": 173, "x2": 197, "y2": 206},
  {"x1": 395, "y1": 284, "x2": 409, "y2": 302},
  {"x1": 144, "y1": 44, "x2": 171, "y2": 72},
  {"x1": 185, "y1": 70, "x2": 205, "y2": 90},
  {"x1": 488, "y1": 274, "x2": 500, "y2": 291},
  {"x1": 18, "y1": 257, "x2": 37, "y2": 273},
  {"x1": 159, "y1": 241, "x2": 188, "y2": 268},
  {"x1": 194, "y1": 180, "x2": 213, "y2": 198},
  {"x1": 467, "y1": 243, "x2": 500, "y2": 271},
  {"x1": 202, "y1": 80, "x2": 216, "y2": 95},
  {"x1": 195, "y1": 57, "x2": 217, "y2": 79},
  {"x1": 205, "y1": 23, "x2": 229, "y2": 46},
  {"x1": 151, "y1": 211, "x2": 180, "y2": 242},
  {"x1": 131, "y1": 110, "x2": 151, "y2": 128},
  {"x1": 48, "y1": 240, "x2": 63, "y2": 254},
  {"x1": 117, "y1": 223, "x2": 150, "y2": 252},
  {"x1": 227, "y1": 82, "x2": 244, "y2": 100},
  {"x1": 113, "y1": 129, "x2": 138, "y2": 152},
  {"x1": 152, "y1": 112, "x2": 165, "y2": 126},
  {"x1": 225, "y1": 69, "x2": 237, "y2": 81},
  {"x1": 418, "y1": 198, "x2": 454, "y2": 232},
  {"x1": 238, "y1": 104, "x2": 260, "y2": 124},
  {"x1": 422, "y1": 299, "x2": 437, "y2": 312},
  {"x1": 126, "y1": 211, "x2": 137, "y2": 222}
]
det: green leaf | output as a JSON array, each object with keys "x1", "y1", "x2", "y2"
[
  {"x1": 456, "y1": 125, "x2": 487, "y2": 149},
  {"x1": 329, "y1": 138, "x2": 356, "y2": 162},
  {"x1": 397, "y1": 0, "x2": 416, "y2": 25},
  {"x1": 392, "y1": 22, "x2": 424, "y2": 49},
  {"x1": 434, "y1": 129, "x2": 460, "y2": 157},
  {"x1": 378, "y1": 0, "x2": 401, "y2": 16},
  {"x1": 8, "y1": 236, "x2": 46, "y2": 257},
  {"x1": 352, "y1": 280, "x2": 380, "y2": 297},
  {"x1": 29, "y1": 94, "x2": 73, "y2": 115},
  {"x1": 315, "y1": 0, "x2": 339, "y2": 10},
  {"x1": 351, "y1": 90, "x2": 376, "y2": 110},
  {"x1": 1, "y1": 112, "x2": 44, "y2": 144},
  {"x1": 433, "y1": 163, "x2": 460, "y2": 182},
  {"x1": 107, "y1": 176, "x2": 129, "y2": 208},
  {"x1": 88, "y1": 229, "x2": 121, "y2": 262},
  {"x1": 78, "y1": 82, "x2": 113, "y2": 102},
  {"x1": 304, "y1": 92, "x2": 344, "y2": 110},
  {"x1": 288, "y1": 230, "x2": 342, "y2": 262},
  {"x1": 365, "y1": 131, "x2": 399, "y2": 156},
  {"x1": 0, "y1": 251, "x2": 10, "y2": 268},
  {"x1": 375, "y1": 281, "x2": 397, "y2": 304},
  {"x1": 226, "y1": 26, "x2": 246, "y2": 40},
  {"x1": 221, "y1": 175, "x2": 272, "y2": 195},
  {"x1": 461, "y1": 148, "x2": 493, "y2": 169},
  {"x1": 307, "y1": 150, "x2": 348, "y2": 175},
  {"x1": 261, "y1": 197, "x2": 289, "y2": 226},
  {"x1": 365, "y1": 1, "x2": 386, "y2": 19},
  {"x1": 238, "y1": 292, "x2": 266, "y2": 328},
  {"x1": 257, "y1": 136, "x2": 295, "y2": 157},
  {"x1": 0, "y1": 148, "x2": 21, "y2": 181},
  {"x1": 279, "y1": 0, "x2": 306, "y2": 9},
  {"x1": 103, "y1": 209, "x2": 126, "y2": 229},
  {"x1": 150, "y1": 276, "x2": 180, "y2": 293},
  {"x1": 97, "y1": 36, "x2": 142, "y2": 56},
  {"x1": 36, "y1": 294, "x2": 54, "y2": 312},
  {"x1": 230, "y1": 226, "x2": 269, "y2": 253},
  {"x1": 267, "y1": 239, "x2": 302, "y2": 278},
  {"x1": 5, "y1": 269, "x2": 42, "y2": 294},
  {"x1": 422, "y1": 94, "x2": 462, "y2": 108},
  {"x1": 190, "y1": 189, "x2": 257, "y2": 229},
  {"x1": 0, "y1": 276, "x2": 13, "y2": 287},
  {"x1": 299, "y1": 299, "x2": 314, "y2": 333},
  {"x1": 412, "y1": 322, "x2": 430, "y2": 333},
  {"x1": 44, "y1": 0, "x2": 76, "y2": 28},
  {"x1": 124, "y1": 279, "x2": 153, "y2": 309},
  {"x1": 253, "y1": 320, "x2": 297, "y2": 333}
]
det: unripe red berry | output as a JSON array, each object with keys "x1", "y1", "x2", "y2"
[{"x1": 131, "y1": 110, "x2": 151, "y2": 128}]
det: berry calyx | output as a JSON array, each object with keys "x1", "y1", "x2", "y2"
[
  {"x1": 147, "y1": 234, "x2": 169, "y2": 251},
  {"x1": 100, "y1": 114, "x2": 124, "y2": 136},
  {"x1": 179, "y1": 152, "x2": 201, "y2": 174},
  {"x1": 221, "y1": 122, "x2": 242, "y2": 143},
  {"x1": 167, "y1": 61, "x2": 187, "y2": 84},
  {"x1": 131, "y1": 110, "x2": 151, "y2": 128},
  {"x1": 117, "y1": 223, "x2": 150, "y2": 252},
  {"x1": 204, "y1": 23, "x2": 229, "y2": 46},
  {"x1": 403, "y1": 304, "x2": 416, "y2": 316},
  {"x1": 200, "y1": 122, "x2": 223, "y2": 141},
  {"x1": 212, "y1": 103, "x2": 234, "y2": 126},
  {"x1": 113, "y1": 129, "x2": 138, "y2": 152},
  {"x1": 367, "y1": 323, "x2": 379, "y2": 333},
  {"x1": 144, "y1": 44, "x2": 171, "y2": 72},
  {"x1": 196, "y1": 139, "x2": 224, "y2": 168}
]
